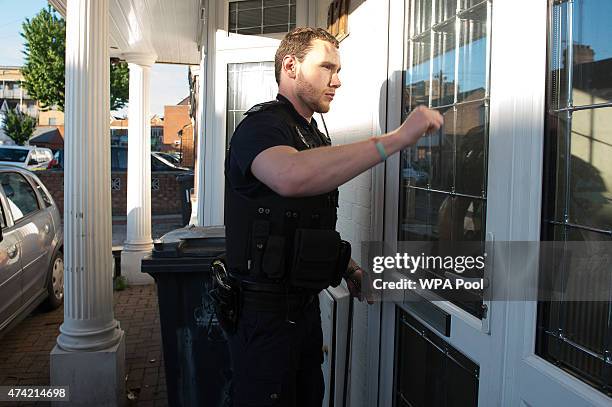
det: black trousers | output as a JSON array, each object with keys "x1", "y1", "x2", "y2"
[{"x1": 227, "y1": 296, "x2": 324, "y2": 407}]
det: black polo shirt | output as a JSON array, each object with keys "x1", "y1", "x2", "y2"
[{"x1": 225, "y1": 94, "x2": 329, "y2": 199}]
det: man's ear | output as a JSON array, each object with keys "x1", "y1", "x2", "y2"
[{"x1": 282, "y1": 55, "x2": 297, "y2": 79}]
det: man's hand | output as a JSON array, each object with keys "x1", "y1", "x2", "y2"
[
  {"x1": 395, "y1": 105, "x2": 444, "y2": 146},
  {"x1": 345, "y1": 261, "x2": 374, "y2": 304}
]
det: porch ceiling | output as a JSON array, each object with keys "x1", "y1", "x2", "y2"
[{"x1": 49, "y1": 0, "x2": 205, "y2": 65}]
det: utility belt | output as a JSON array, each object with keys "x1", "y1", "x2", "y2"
[{"x1": 209, "y1": 236, "x2": 350, "y2": 333}]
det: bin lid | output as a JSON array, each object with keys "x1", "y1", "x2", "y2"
[{"x1": 150, "y1": 225, "x2": 225, "y2": 259}]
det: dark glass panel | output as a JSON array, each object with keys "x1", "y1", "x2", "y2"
[
  {"x1": 430, "y1": 106, "x2": 454, "y2": 191},
  {"x1": 457, "y1": 2, "x2": 487, "y2": 102},
  {"x1": 237, "y1": 27, "x2": 262, "y2": 35},
  {"x1": 237, "y1": 9, "x2": 261, "y2": 29},
  {"x1": 432, "y1": 19, "x2": 456, "y2": 107},
  {"x1": 264, "y1": 0, "x2": 289, "y2": 6},
  {"x1": 229, "y1": 3, "x2": 237, "y2": 31},
  {"x1": 263, "y1": 6, "x2": 289, "y2": 27},
  {"x1": 263, "y1": 24, "x2": 289, "y2": 34},
  {"x1": 455, "y1": 102, "x2": 486, "y2": 196},
  {"x1": 549, "y1": 1, "x2": 570, "y2": 110},
  {"x1": 399, "y1": 189, "x2": 449, "y2": 241},
  {"x1": 236, "y1": 0, "x2": 261, "y2": 11},
  {"x1": 452, "y1": 197, "x2": 485, "y2": 242},
  {"x1": 570, "y1": 0, "x2": 612, "y2": 106},
  {"x1": 568, "y1": 107, "x2": 612, "y2": 230}
]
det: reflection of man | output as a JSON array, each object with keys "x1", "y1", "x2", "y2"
[{"x1": 224, "y1": 27, "x2": 442, "y2": 406}]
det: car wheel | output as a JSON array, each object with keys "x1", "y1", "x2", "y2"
[{"x1": 43, "y1": 251, "x2": 64, "y2": 310}]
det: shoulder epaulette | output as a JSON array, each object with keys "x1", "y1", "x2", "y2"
[{"x1": 244, "y1": 100, "x2": 284, "y2": 116}]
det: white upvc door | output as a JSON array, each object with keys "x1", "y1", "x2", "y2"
[
  {"x1": 380, "y1": 1, "x2": 506, "y2": 405},
  {"x1": 380, "y1": 1, "x2": 611, "y2": 406}
]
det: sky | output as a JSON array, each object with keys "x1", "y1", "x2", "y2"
[{"x1": 0, "y1": 0, "x2": 189, "y2": 117}]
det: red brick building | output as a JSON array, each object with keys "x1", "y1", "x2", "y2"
[{"x1": 162, "y1": 96, "x2": 195, "y2": 168}]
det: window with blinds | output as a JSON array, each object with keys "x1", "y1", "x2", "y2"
[
  {"x1": 228, "y1": 0, "x2": 296, "y2": 35},
  {"x1": 226, "y1": 61, "x2": 278, "y2": 147},
  {"x1": 537, "y1": 0, "x2": 612, "y2": 396},
  {"x1": 399, "y1": 0, "x2": 492, "y2": 318}
]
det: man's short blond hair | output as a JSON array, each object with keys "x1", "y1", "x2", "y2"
[{"x1": 275, "y1": 27, "x2": 339, "y2": 84}]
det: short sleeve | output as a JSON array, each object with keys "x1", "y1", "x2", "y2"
[{"x1": 229, "y1": 112, "x2": 293, "y2": 176}]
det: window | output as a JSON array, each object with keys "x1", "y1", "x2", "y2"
[
  {"x1": 537, "y1": 0, "x2": 612, "y2": 396},
  {"x1": 33, "y1": 179, "x2": 53, "y2": 208},
  {"x1": 226, "y1": 61, "x2": 278, "y2": 147},
  {"x1": 0, "y1": 173, "x2": 40, "y2": 222},
  {"x1": 48, "y1": 117, "x2": 57, "y2": 126},
  {"x1": 399, "y1": 0, "x2": 491, "y2": 318},
  {"x1": 229, "y1": 0, "x2": 296, "y2": 35}
]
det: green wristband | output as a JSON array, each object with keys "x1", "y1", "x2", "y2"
[{"x1": 375, "y1": 140, "x2": 388, "y2": 161}]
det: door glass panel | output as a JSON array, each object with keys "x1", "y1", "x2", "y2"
[
  {"x1": 568, "y1": 107, "x2": 612, "y2": 230},
  {"x1": 570, "y1": 0, "x2": 612, "y2": 106},
  {"x1": 432, "y1": 19, "x2": 456, "y2": 107},
  {"x1": 400, "y1": 0, "x2": 491, "y2": 318},
  {"x1": 538, "y1": 0, "x2": 612, "y2": 397},
  {"x1": 457, "y1": 2, "x2": 487, "y2": 102},
  {"x1": 226, "y1": 62, "x2": 277, "y2": 147},
  {"x1": 455, "y1": 101, "x2": 487, "y2": 196}
]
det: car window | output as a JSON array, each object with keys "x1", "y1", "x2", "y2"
[
  {"x1": 0, "y1": 201, "x2": 5, "y2": 229},
  {"x1": 151, "y1": 156, "x2": 170, "y2": 171},
  {"x1": 33, "y1": 179, "x2": 53, "y2": 208},
  {"x1": 0, "y1": 148, "x2": 28, "y2": 163},
  {"x1": 0, "y1": 172, "x2": 40, "y2": 222}
]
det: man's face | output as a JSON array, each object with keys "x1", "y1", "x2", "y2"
[{"x1": 294, "y1": 39, "x2": 341, "y2": 114}]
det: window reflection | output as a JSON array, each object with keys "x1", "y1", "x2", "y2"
[
  {"x1": 455, "y1": 101, "x2": 486, "y2": 196},
  {"x1": 569, "y1": 107, "x2": 612, "y2": 230},
  {"x1": 457, "y1": 3, "x2": 487, "y2": 102}
]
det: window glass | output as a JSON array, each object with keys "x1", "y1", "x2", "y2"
[
  {"x1": 400, "y1": 0, "x2": 491, "y2": 318},
  {"x1": 538, "y1": 0, "x2": 612, "y2": 396},
  {"x1": 0, "y1": 201, "x2": 5, "y2": 229},
  {"x1": 0, "y1": 148, "x2": 28, "y2": 163},
  {"x1": 33, "y1": 180, "x2": 52, "y2": 208},
  {"x1": 229, "y1": 0, "x2": 296, "y2": 35},
  {"x1": 226, "y1": 61, "x2": 278, "y2": 147},
  {"x1": 0, "y1": 173, "x2": 40, "y2": 222}
]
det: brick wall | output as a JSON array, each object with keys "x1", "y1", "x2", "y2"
[{"x1": 37, "y1": 171, "x2": 185, "y2": 217}]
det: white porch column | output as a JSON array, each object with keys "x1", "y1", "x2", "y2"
[
  {"x1": 51, "y1": 0, "x2": 125, "y2": 406},
  {"x1": 121, "y1": 52, "x2": 156, "y2": 285}
]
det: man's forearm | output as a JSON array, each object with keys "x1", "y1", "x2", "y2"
[{"x1": 276, "y1": 129, "x2": 404, "y2": 196}]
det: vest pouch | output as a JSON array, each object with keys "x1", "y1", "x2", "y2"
[
  {"x1": 249, "y1": 220, "x2": 269, "y2": 277},
  {"x1": 290, "y1": 229, "x2": 341, "y2": 290},
  {"x1": 261, "y1": 235, "x2": 285, "y2": 279}
]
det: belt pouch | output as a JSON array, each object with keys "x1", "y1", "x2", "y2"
[{"x1": 290, "y1": 229, "x2": 341, "y2": 289}]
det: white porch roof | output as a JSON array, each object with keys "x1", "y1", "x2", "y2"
[{"x1": 49, "y1": 0, "x2": 206, "y2": 64}]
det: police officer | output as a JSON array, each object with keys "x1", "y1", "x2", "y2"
[{"x1": 224, "y1": 27, "x2": 443, "y2": 406}]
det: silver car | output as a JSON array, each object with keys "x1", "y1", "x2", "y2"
[{"x1": 0, "y1": 165, "x2": 63, "y2": 337}]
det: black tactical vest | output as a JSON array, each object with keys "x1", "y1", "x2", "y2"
[{"x1": 224, "y1": 99, "x2": 340, "y2": 285}]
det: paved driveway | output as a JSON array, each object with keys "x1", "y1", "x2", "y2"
[{"x1": 0, "y1": 285, "x2": 168, "y2": 406}]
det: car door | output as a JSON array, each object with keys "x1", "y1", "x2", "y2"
[
  {"x1": 0, "y1": 172, "x2": 52, "y2": 306},
  {"x1": 0, "y1": 187, "x2": 23, "y2": 330}
]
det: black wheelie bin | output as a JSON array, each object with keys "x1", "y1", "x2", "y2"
[{"x1": 141, "y1": 225, "x2": 231, "y2": 407}]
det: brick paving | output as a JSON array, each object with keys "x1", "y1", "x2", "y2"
[{"x1": 0, "y1": 284, "x2": 168, "y2": 406}]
